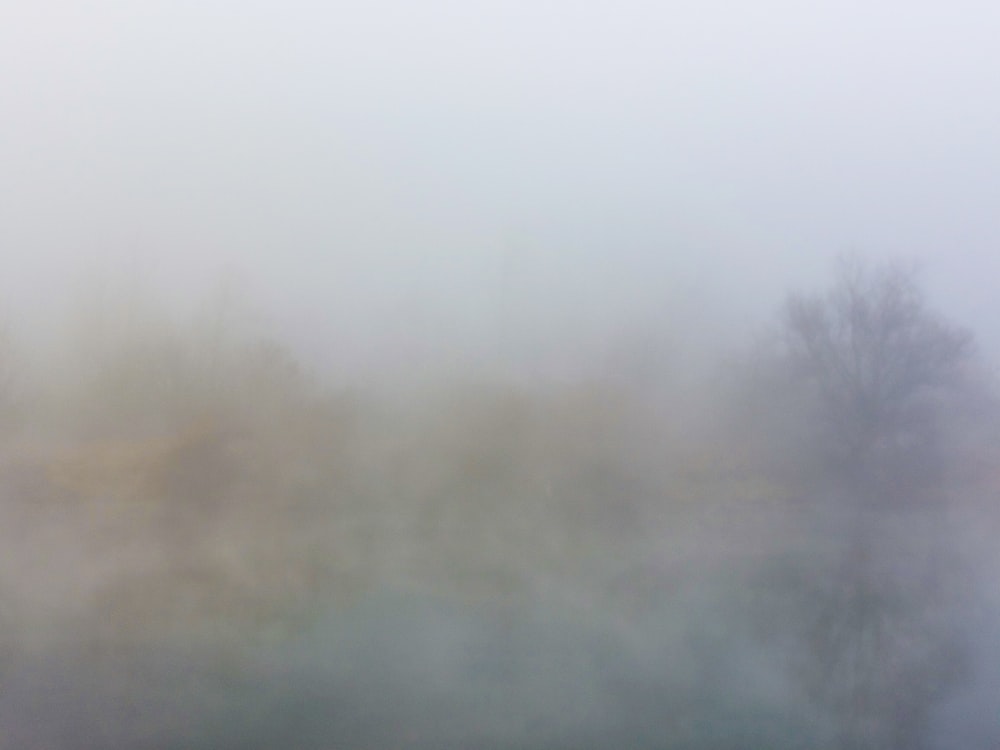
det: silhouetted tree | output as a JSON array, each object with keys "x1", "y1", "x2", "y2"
[
  {"x1": 783, "y1": 257, "x2": 972, "y2": 507},
  {"x1": 771, "y1": 258, "x2": 974, "y2": 749}
]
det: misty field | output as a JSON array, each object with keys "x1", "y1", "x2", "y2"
[
  {"x1": 6, "y1": 1, "x2": 1000, "y2": 745},
  {"x1": 0, "y1": 261, "x2": 993, "y2": 749}
]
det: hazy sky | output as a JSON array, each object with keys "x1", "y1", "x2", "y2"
[{"x1": 3, "y1": 1, "x2": 1000, "y2": 376}]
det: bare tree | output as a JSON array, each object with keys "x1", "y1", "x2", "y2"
[
  {"x1": 772, "y1": 258, "x2": 974, "y2": 749},
  {"x1": 783, "y1": 257, "x2": 972, "y2": 508}
]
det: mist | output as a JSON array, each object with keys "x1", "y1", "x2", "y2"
[{"x1": 2, "y1": 2, "x2": 1000, "y2": 748}]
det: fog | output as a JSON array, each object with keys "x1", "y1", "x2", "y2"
[{"x1": 1, "y1": 2, "x2": 1000, "y2": 748}]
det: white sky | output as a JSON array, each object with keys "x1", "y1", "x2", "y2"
[{"x1": 3, "y1": 1, "x2": 1000, "y2": 378}]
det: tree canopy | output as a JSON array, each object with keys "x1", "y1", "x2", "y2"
[{"x1": 782, "y1": 258, "x2": 973, "y2": 505}]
